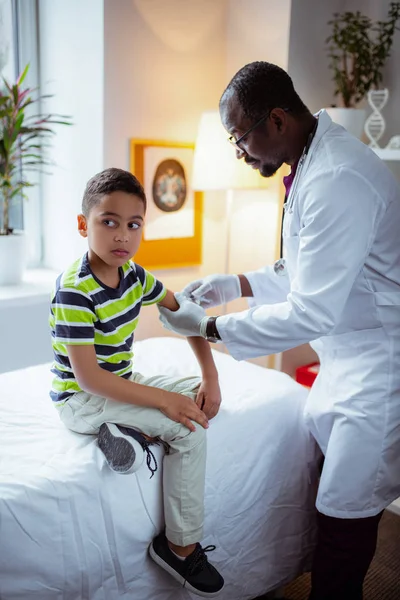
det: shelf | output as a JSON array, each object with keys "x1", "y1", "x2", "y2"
[{"x1": 370, "y1": 147, "x2": 400, "y2": 161}]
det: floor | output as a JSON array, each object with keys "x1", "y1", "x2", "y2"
[{"x1": 254, "y1": 509, "x2": 400, "y2": 600}]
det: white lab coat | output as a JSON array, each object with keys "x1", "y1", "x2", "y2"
[{"x1": 217, "y1": 110, "x2": 400, "y2": 518}]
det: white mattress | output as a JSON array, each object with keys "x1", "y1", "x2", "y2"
[{"x1": 0, "y1": 337, "x2": 319, "y2": 600}]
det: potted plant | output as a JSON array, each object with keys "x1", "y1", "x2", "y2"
[
  {"x1": 0, "y1": 65, "x2": 71, "y2": 285},
  {"x1": 325, "y1": 2, "x2": 400, "y2": 138}
]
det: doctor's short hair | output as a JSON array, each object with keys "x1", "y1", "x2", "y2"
[
  {"x1": 221, "y1": 61, "x2": 309, "y2": 121},
  {"x1": 82, "y1": 167, "x2": 147, "y2": 216}
]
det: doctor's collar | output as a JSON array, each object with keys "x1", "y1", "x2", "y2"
[{"x1": 304, "y1": 116, "x2": 319, "y2": 156}]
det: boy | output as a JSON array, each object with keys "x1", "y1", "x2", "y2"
[{"x1": 49, "y1": 168, "x2": 224, "y2": 597}]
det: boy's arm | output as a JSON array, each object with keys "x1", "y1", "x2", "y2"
[
  {"x1": 159, "y1": 290, "x2": 222, "y2": 419},
  {"x1": 66, "y1": 344, "x2": 208, "y2": 432}
]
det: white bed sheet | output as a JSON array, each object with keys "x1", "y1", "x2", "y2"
[{"x1": 0, "y1": 337, "x2": 319, "y2": 600}]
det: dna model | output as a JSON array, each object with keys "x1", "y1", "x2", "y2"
[{"x1": 364, "y1": 88, "x2": 389, "y2": 148}]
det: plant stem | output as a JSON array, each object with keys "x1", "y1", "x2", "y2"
[{"x1": 2, "y1": 186, "x2": 10, "y2": 235}]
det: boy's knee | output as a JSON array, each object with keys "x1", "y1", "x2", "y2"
[
  {"x1": 172, "y1": 420, "x2": 206, "y2": 449},
  {"x1": 186, "y1": 422, "x2": 207, "y2": 448}
]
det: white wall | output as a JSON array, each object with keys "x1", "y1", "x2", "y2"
[
  {"x1": 39, "y1": 0, "x2": 104, "y2": 270},
  {"x1": 103, "y1": 0, "x2": 228, "y2": 163},
  {"x1": 102, "y1": 0, "x2": 288, "y2": 350},
  {"x1": 288, "y1": 0, "x2": 347, "y2": 113},
  {"x1": 226, "y1": 0, "x2": 291, "y2": 79}
]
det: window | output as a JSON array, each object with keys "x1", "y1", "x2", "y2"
[
  {"x1": 0, "y1": 0, "x2": 16, "y2": 80},
  {"x1": 0, "y1": 0, "x2": 42, "y2": 266}
]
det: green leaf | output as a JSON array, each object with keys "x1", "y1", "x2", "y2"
[
  {"x1": 325, "y1": 1, "x2": 400, "y2": 105},
  {"x1": 17, "y1": 64, "x2": 30, "y2": 86}
]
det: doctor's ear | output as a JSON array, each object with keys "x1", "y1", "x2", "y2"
[
  {"x1": 270, "y1": 109, "x2": 287, "y2": 132},
  {"x1": 77, "y1": 214, "x2": 88, "y2": 238}
]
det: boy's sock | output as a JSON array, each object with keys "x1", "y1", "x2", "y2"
[{"x1": 170, "y1": 549, "x2": 186, "y2": 561}]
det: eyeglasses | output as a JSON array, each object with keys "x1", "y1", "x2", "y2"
[{"x1": 228, "y1": 108, "x2": 289, "y2": 149}]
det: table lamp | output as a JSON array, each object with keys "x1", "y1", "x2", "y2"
[{"x1": 192, "y1": 110, "x2": 271, "y2": 310}]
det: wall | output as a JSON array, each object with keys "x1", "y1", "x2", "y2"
[
  {"x1": 102, "y1": 0, "x2": 290, "y2": 354},
  {"x1": 288, "y1": 0, "x2": 400, "y2": 142},
  {"x1": 226, "y1": 0, "x2": 292, "y2": 79},
  {"x1": 103, "y1": 0, "x2": 227, "y2": 163},
  {"x1": 288, "y1": 0, "x2": 346, "y2": 113},
  {"x1": 39, "y1": 0, "x2": 104, "y2": 270}
]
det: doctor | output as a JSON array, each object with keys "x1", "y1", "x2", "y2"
[{"x1": 159, "y1": 61, "x2": 400, "y2": 600}]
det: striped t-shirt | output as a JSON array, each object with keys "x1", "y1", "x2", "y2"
[{"x1": 49, "y1": 253, "x2": 166, "y2": 403}]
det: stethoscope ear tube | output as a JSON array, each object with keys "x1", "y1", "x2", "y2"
[
  {"x1": 276, "y1": 117, "x2": 319, "y2": 278},
  {"x1": 275, "y1": 196, "x2": 287, "y2": 275}
]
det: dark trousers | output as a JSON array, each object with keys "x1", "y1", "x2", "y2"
[{"x1": 308, "y1": 509, "x2": 384, "y2": 600}]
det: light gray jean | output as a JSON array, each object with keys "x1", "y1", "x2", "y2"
[{"x1": 57, "y1": 372, "x2": 205, "y2": 546}]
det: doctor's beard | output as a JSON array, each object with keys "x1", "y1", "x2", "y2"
[
  {"x1": 259, "y1": 161, "x2": 281, "y2": 178},
  {"x1": 256, "y1": 152, "x2": 284, "y2": 178}
]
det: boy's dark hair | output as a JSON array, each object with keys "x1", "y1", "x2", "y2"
[
  {"x1": 221, "y1": 61, "x2": 309, "y2": 121},
  {"x1": 82, "y1": 168, "x2": 146, "y2": 216}
]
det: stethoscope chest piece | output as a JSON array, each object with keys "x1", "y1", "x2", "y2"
[{"x1": 273, "y1": 258, "x2": 287, "y2": 276}]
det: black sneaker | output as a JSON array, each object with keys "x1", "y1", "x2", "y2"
[
  {"x1": 98, "y1": 422, "x2": 144, "y2": 474},
  {"x1": 149, "y1": 531, "x2": 224, "y2": 597}
]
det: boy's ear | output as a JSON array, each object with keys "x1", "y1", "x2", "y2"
[{"x1": 77, "y1": 214, "x2": 88, "y2": 238}]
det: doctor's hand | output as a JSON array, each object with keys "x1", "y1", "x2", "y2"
[
  {"x1": 182, "y1": 274, "x2": 241, "y2": 308},
  {"x1": 158, "y1": 293, "x2": 207, "y2": 337}
]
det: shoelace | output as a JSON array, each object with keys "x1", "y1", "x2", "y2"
[
  {"x1": 185, "y1": 544, "x2": 217, "y2": 580},
  {"x1": 141, "y1": 439, "x2": 158, "y2": 479},
  {"x1": 118, "y1": 425, "x2": 167, "y2": 479}
]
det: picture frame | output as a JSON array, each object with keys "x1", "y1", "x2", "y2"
[{"x1": 129, "y1": 139, "x2": 203, "y2": 270}]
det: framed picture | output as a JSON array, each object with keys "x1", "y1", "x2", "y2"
[{"x1": 130, "y1": 139, "x2": 203, "y2": 270}]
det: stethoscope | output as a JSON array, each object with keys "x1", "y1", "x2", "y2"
[{"x1": 273, "y1": 117, "x2": 319, "y2": 276}]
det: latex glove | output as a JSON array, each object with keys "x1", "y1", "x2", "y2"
[
  {"x1": 158, "y1": 292, "x2": 207, "y2": 337},
  {"x1": 182, "y1": 274, "x2": 241, "y2": 308}
]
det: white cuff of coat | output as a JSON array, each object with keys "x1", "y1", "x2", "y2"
[{"x1": 245, "y1": 264, "x2": 290, "y2": 306}]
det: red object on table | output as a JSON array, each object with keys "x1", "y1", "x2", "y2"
[{"x1": 295, "y1": 362, "x2": 320, "y2": 387}]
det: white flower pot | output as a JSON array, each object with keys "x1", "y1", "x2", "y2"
[
  {"x1": 0, "y1": 232, "x2": 26, "y2": 285},
  {"x1": 325, "y1": 107, "x2": 367, "y2": 139}
]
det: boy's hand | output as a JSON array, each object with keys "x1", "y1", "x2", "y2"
[
  {"x1": 195, "y1": 378, "x2": 222, "y2": 420},
  {"x1": 160, "y1": 392, "x2": 209, "y2": 432}
]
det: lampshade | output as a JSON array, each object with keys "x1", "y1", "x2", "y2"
[{"x1": 192, "y1": 110, "x2": 270, "y2": 191}]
